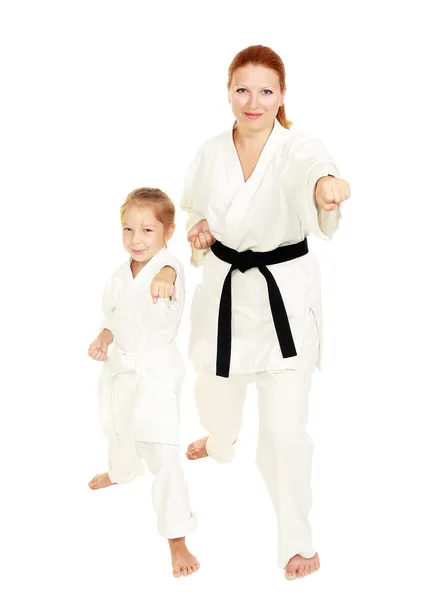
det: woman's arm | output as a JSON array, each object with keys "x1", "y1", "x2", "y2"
[
  {"x1": 180, "y1": 147, "x2": 212, "y2": 266},
  {"x1": 293, "y1": 136, "x2": 350, "y2": 239}
]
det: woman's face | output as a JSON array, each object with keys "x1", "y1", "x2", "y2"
[{"x1": 229, "y1": 64, "x2": 285, "y2": 131}]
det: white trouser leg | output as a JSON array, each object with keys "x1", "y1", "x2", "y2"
[
  {"x1": 255, "y1": 314, "x2": 319, "y2": 568},
  {"x1": 136, "y1": 442, "x2": 197, "y2": 539},
  {"x1": 107, "y1": 435, "x2": 145, "y2": 484},
  {"x1": 194, "y1": 366, "x2": 248, "y2": 463}
]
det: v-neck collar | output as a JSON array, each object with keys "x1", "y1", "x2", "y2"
[
  {"x1": 229, "y1": 118, "x2": 283, "y2": 185},
  {"x1": 128, "y1": 246, "x2": 166, "y2": 280},
  {"x1": 222, "y1": 119, "x2": 288, "y2": 239}
]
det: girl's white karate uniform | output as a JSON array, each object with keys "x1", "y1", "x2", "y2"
[
  {"x1": 181, "y1": 119, "x2": 341, "y2": 566},
  {"x1": 98, "y1": 247, "x2": 196, "y2": 539}
]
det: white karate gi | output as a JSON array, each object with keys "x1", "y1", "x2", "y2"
[
  {"x1": 181, "y1": 119, "x2": 341, "y2": 566},
  {"x1": 98, "y1": 247, "x2": 196, "y2": 539}
]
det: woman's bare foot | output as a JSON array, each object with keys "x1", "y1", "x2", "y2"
[
  {"x1": 186, "y1": 436, "x2": 238, "y2": 460},
  {"x1": 88, "y1": 472, "x2": 116, "y2": 490},
  {"x1": 168, "y1": 537, "x2": 200, "y2": 577},
  {"x1": 186, "y1": 437, "x2": 209, "y2": 460},
  {"x1": 285, "y1": 553, "x2": 320, "y2": 580}
]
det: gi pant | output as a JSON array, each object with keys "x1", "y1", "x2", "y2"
[
  {"x1": 194, "y1": 313, "x2": 319, "y2": 567},
  {"x1": 107, "y1": 437, "x2": 196, "y2": 539},
  {"x1": 102, "y1": 364, "x2": 196, "y2": 541}
]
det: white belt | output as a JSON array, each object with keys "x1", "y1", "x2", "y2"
[{"x1": 109, "y1": 342, "x2": 178, "y2": 374}]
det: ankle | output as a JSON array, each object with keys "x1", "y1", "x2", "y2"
[{"x1": 168, "y1": 537, "x2": 186, "y2": 546}]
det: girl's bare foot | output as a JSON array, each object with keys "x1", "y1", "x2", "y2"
[
  {"x1": 285, "y1": 553, "x2": 320, "y2": 580},
  {"x1": 168, "y1": 537, "x2": 200, "y2": 577},
  {"x1": 186, "y1": 437, "x2": 209, "y2": 460},
  {"x1": 88, "y1": 472, "x2": 116, "y2": 490}
]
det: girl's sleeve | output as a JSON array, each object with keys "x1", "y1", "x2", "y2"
[
  {"x1": 151, "y1": 253, "x2": 184, "y2": 309},
  {"x1": 100, "y1": 279, "x2": 115, "y2": 333}
]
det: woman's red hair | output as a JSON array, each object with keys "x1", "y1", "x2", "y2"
[{"x1": 227, "y1": 45, "x2": 293, "y2": 128}]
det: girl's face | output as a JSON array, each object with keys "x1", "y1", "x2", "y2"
[
  {"x1": 229, "y1": 65, "x2": 285, "y2": 131},
  {"x1": 122, "y1": 207, "x2": 174, "y2": 264}
]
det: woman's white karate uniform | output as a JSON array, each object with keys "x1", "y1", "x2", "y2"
[
  {"x1": 181, "y1": 119, "x2": 341, "y2": 566},
  {"x1": 98, "y1": 247, "x2": 196, "y2": 539}
]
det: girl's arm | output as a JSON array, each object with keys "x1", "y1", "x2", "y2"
[{"x1": 151, "y1": 266, "x2": 177, "y2": 304}]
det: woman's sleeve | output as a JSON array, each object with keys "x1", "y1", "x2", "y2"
[
  {"x1": 294, "y1": 136, "x2": 342, "y2": 240},
  {"x1": 180, "y1": 148, "x2": 208, "y2": 267}
]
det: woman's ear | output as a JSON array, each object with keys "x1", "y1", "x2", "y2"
[{"x1": 280, "y1": 86, "x2": 286, "y2": 107}]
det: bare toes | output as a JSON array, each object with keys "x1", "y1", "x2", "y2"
[{"x1": 285, "y1": 568, "x2": 298, "y2": 580}]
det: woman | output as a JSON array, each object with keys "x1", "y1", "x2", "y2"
[{"x1": 181, "y1": 45, "x2": 350, "y2": 580}]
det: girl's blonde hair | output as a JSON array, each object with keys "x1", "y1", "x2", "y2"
[{"x1": 120, "y1": 188, "x2": 175, "y2": 246}]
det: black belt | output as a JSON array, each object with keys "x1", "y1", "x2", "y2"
[{"x1": 210, "y1": 238, "x2": 309, "y2": 378}]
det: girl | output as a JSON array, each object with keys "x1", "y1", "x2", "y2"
[
  {"x1": 181, "y1": 46, "x2": 350, "y2": 580},
  {"x1": 88, "y1": 187, "x2": 199, "y2": 578}
]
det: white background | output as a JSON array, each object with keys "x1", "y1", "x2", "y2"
[{"x1": 1, "y1": 1, "x2": 437, "y2": 598}]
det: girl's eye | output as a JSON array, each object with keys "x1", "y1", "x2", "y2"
[
  {"x1": 236, "y1": 88, "x2": 247, "y2": 93},
  {"x1": 123, "y1": 227, "x2": 131, "y2": 231},
  {"x1": 144, "y1": 229, "x2": 152, "y2": 233},
  {"x1": 262, "y1": 89, "x2": 273, "y2": 95}
]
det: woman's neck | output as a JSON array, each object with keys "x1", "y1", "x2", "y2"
[{"x1": 234, "y1": 120, "x2": 275, "y2": 150}]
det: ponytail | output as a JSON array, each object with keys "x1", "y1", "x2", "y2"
[{"x1": 276, "y1": 105, "x2": 293, "y2": 129}]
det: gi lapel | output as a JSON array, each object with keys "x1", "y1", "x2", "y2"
[{"x1": 224, "y1": 119, "x2": 286, "y2": 235}]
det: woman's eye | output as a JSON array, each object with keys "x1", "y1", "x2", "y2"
[
  {"x1": 236, "y1": 88, "x2": 247, "y2": 93},
  {"x1": 123, "y1": 228, "x2": 131, "y2": 231},
  {"x1": 262, "y1": 89, "x2": 273, "y2": 95}
]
